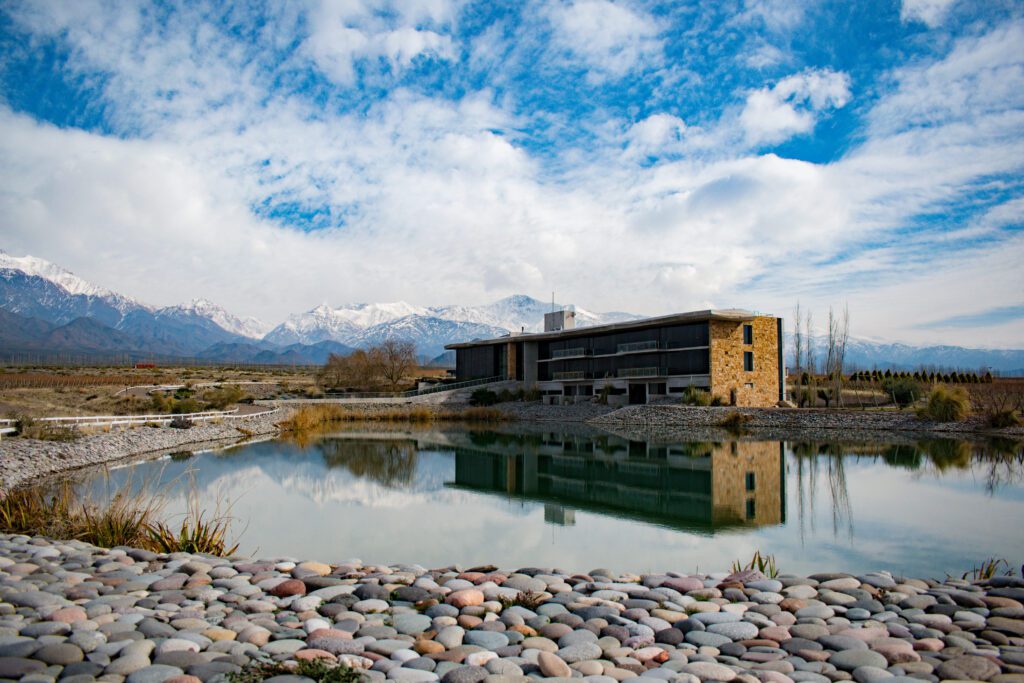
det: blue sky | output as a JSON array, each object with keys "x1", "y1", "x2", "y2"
[{"x1": 0, "y1": 0, "x2": 1021, "y2": 346}]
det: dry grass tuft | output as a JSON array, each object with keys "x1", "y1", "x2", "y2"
[{"x1": 281, "y1": 404, "x2": 509, "y2": 431}]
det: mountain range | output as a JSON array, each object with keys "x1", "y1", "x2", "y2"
[{"x1": 1, "y1": 250, "x2": 1022, "y2": 372}]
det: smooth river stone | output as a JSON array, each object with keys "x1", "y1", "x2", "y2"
[
  {"x1": 829, "y1": 650, "x2": 888, "y2": 671},
  {"x1": 537, "y1": 651, "x2": 572, "y2": 678},
  {"x1": 447, "y1": 590, "x2": 485, "y2": 609},
  {"x1": 463, "y1": 631, "x2": 508, "y2": 650},
  {"x1": 682, "y1": 662, "x2": 737, "y2": 681},
  {"x1": 707, "y1": 622, "x2": 760, "y2": 641}
]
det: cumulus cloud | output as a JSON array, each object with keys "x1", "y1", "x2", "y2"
[
  {"x1": 303, "y1": 0, "x2": 459, "y2": 84},
  {"x1": 900, "y1": 0, "x2": 957, "y2": 28},
  {"x1": 547, "y1": 0, "x2": 663, "y2": 79},
  {"x1": 0, "y1": 2, "x2": 1022, "y2": 346},
  {"x1": 740, "y1": 69, "x2": 852, "y2": 146},
  {"x1": 624, "y1": 114, "x2": 687, "y2": 157}
]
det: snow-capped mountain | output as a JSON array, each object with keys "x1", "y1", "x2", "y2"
[
  {"x1": 3, "y1": 250, "x2": 1023, "y2": 371},
  {"x1": 1, "y1": 251, "x2": 148, "y2": 327},
  {"x1": 432, "y1": 294, "x2": 641, "y2": 333},
  {"x1": 346, "y1": 315, "x2": 509, "y2": 358},
  {"x1": 263, "y1": 304, "x2": 362, "y2": 346},
  {"x1": 263, "y1": 295, "x2": 642, "y2": 351},
  {"x1": 791, "y1": 334, "x2": 1024, "y2": 374},
  {"x1": 160, "y1": 299, "x2": 269, "y2": 339}
]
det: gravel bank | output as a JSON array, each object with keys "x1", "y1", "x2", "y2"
[
  {"x1": 590, "y1": 406, "x2": 1024, "y2": 440},
  {"x1": 0, "y1": 533, "x2": 1022, "y2": 683},
  {"x1": 0, "y1": 412, "x2": 284, "y2": 491}
]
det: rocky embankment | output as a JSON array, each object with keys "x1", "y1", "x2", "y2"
[
  {"x1": 0, "y1": 534, "x2": 1022, "y2": 683},
  {"x1": 591, "y1": 406, "x2": 1024, "y2": 439},
  {"x1": 0, "y1": 412, "x2": 283, "y2": 491}
]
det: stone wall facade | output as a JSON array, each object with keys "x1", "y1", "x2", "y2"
[{"x1": 709, "y1": 316, "x2": 781, "y2": 407}]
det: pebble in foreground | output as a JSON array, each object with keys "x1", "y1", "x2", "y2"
[{"x1": 0, "y1": 535, "x2": 1023, "y2": 683}]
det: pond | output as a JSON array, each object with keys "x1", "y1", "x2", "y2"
[{"x1": 80, "y1": 423, "x2": 1024, "y2": 578}]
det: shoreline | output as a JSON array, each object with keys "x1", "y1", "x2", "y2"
[
  {"x1": 2, "y1": 403, "x2": 1021, "y2": 492},
  {"x1": 0, "y1": 411, "x2": 284, "y2": 492},
  {"x1": 0, "y1": 533, "x2": 1021, "y2": 683}
]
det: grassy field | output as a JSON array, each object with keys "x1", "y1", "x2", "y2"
[
  {"x1": 0, "y1": 364, "x2": 453, "y2": 418},
  {"x1": 0, "y1": 365, "x2": 316, "y2": 418}
]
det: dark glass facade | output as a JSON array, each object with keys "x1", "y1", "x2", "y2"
[
  {"x1": 535, "y1": 321, "x2": 709, "y2": 381},
  {"x1": 456, "y1": 345, "x2": 501, "y2": 379},
  {"x1": 454, "y1": 321, "x2": 712, "y2": 381}
]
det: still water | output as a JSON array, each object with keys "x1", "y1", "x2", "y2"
[{"x1": 81, "y1": 424, "x2": 1024, "y2": 577}]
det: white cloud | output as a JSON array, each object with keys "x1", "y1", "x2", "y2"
[
  {"x1": 0, "y1": 3, "x2": 1022, "y2": 347},
  {"x1": 624, "y1": 114, "x2": 687, "y2": 156},
  {"x1": 900, "y1": 0, "x2": 957, "y2": 28},
  {"x1": 740, "y1": 68, "x2": 852, "y2": 146},
  {"x1": 547, "y1": 0, "x2": 663, "y2": 79},
  {"x1": 302, "y1": 0, "x2": 459, "y2": 84}
]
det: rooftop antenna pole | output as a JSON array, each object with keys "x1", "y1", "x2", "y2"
[{"x1": 552, "y1": 292, "x2": 555, "y2": 313}]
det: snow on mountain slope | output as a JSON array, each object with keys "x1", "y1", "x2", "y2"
[
  {"x1": 268, "y1": 295, "x2": 644, "y2": 347},
  {"x1": 263, "y1": 304, "x2": 363, "y2": 345},
  {"x1": 347, "y1": 315, "x2": 509, "y2": 357},
  {"x1": 160, "y1": 298, "x2": 268, "y2": 339},
  {"x1": 0, "y1": 251, "x2": 122, "y2": 299},
  {"x1": 433, "y1": 295, "x2": 641, "y2": 332}
]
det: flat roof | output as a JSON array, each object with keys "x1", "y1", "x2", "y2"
[{"x1": 445, "y1": 308, "x2": 770, "y2": 349}]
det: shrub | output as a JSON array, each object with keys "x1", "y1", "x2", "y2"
[
  {"x1": 470, "y1": 388, "x2": 498, "y2": 406},
  {"x1": 145, "y1": 514, "x2": 239, "y2": 556},
  {"x1": 228, "y1": 659, "x2": 359, "y2": 683},
  {"x1": 988, "y1": 410, "x2": 1021, "y2": 429},
  {"x1": 169, "y1": 416, "x2": 193, "y2": 429},
  {"x1": 718, "y1": 411, "x2": 752, "y2": 433},
  {"x1": 201, "y1": 385, "x2": 248, "y2": 409},
  {"x1": 496, "y1": 388, "x2": 516, "y2": 403},
  {"x1": 523, "y1": 387, "x2": 541, "y2": 401},
  {"x1": 680, "y1": 386, "x2": 712, "y2": 407},
  {"x1": 731, "y1": 550, "x2": 778, "y2": 578},
  {"x1": 882, "y1": 377, "x2": 922, "y2": 409},
  {"x1": 918, "y1": 386, "x2": 970, "y2": 422}
]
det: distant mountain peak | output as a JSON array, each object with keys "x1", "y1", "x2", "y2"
[{"x1": 0, "y1": 250, "x2": 121, "y2": 300}]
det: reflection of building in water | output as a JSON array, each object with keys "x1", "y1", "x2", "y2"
[
  {"x1": 449, "y1": 433, "x2": 785, "y2": 532},
  {"x1": 544, "y1": 504, "x2": 576, "y2": 526}
]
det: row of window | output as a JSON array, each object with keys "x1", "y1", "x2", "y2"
[{"x1": 541, "y1": 322, "x2": 709, "y2": 360}]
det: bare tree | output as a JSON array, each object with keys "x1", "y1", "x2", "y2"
[
  {"x1": 793, "y1": 302, "x2": 803, "y2": 374},
  {"x1": 378, "y1": 339, "x2": 418, "y2": 390},
  {"x1": 834, "y1": 305, "x2": 850, "y2": 406},
  {"x1": 317, "y1": 351, "x2": 383, "y2": 391},
  {"x1": 804, "y1": 310, "x2": 815, "y2": 375}
]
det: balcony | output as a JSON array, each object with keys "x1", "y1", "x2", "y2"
[
  {"x1": 552, "y1": 370, "x2": 587, "y2": 381},
  {"x1": 551, "y1": 347, "x2": 589, "y2": 359},
  {"x1": 617, "y1": 340, "x2": 658, "y2": 354},
  {"x1": 617, "y1": 367, "x2": 663, "y2": 378}
]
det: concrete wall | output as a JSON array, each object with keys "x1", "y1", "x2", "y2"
[{"x1": 708, "y1": 316, "x2": 781, "y2": 407}]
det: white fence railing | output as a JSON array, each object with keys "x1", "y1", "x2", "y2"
[
  {"x1": 28, "y1": 408, "x2": 278, "y2": 429},
  {"x1": 0, "y1": 419, "x2": 15, "y2": 436}
]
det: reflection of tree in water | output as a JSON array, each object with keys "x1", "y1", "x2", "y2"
[
  {"x1": 902, "y1": 438, "x2": 1023, "y2": 494},
  {"x1": 975, "y1": 439, "x2": 1024, "y2": 494},
  {"x1": 317, "y1": 439, "x2": 418, "y2": 487},
  {"x1": 791, "y1": 442, "x2": 855, "y2": 544},
  {"x1": 791, "y1": 437, "x2": 1024, "y2": 545}
]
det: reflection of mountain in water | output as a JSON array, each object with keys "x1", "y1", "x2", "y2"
[{"x1": 440, "y1": 432, "x2": 787, "y2": 533}]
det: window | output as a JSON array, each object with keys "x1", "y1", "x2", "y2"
[
  {"x1": 743, "y1": 324, "x2": 753, "y2": 344},
  {"x1": 746, "y1": 498, "x2": 756, "y2": 519},
  {"x1": 745, "y1": 472, "x2": 756, "y2": 491},
  {"x1": 744, "y1": 351, "x2": 754, "y2": 371}
]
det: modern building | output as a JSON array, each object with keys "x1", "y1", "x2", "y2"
[{"x1": 446, "y1": 308, "x2": 784, "y2": 407}]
